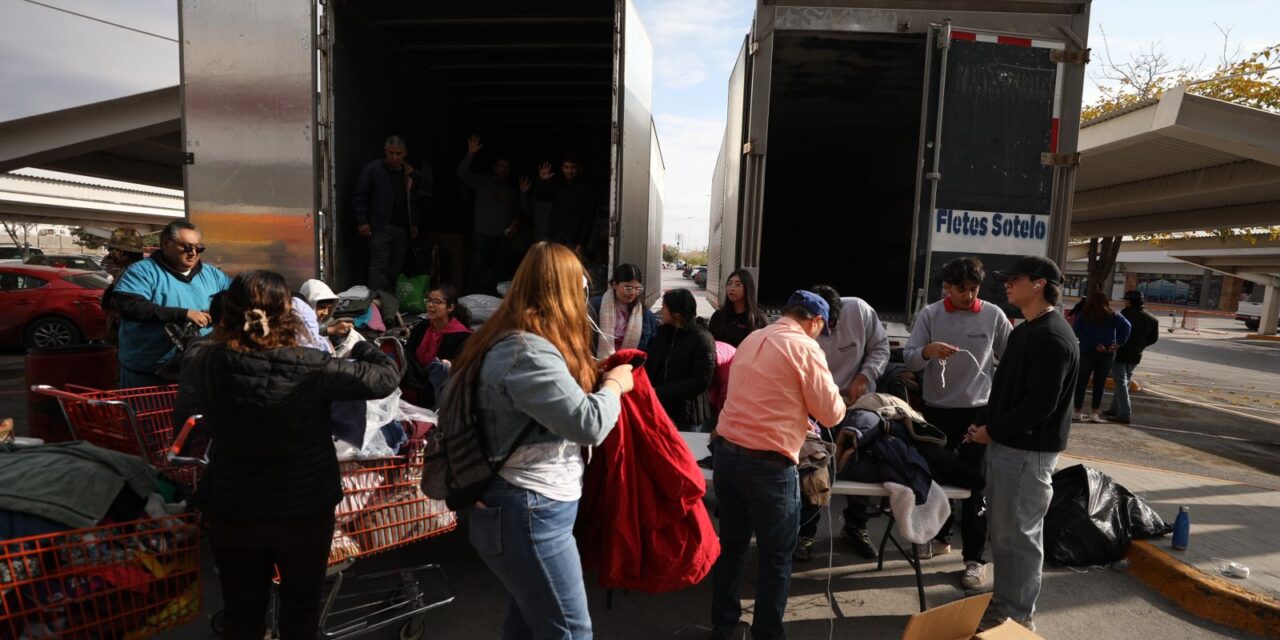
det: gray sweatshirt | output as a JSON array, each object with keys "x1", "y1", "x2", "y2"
[
  {"x1": 817, "y1": 297, "x2": 890, "y2": 395},
  {"x1": 458, "y1": 153, "x2": 526, "y2": 236},
  {"x1": 904, "y1": 299, "x2": 1011, "y2": 409}
]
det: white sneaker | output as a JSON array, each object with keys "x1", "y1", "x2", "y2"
[
  {"x1": 1089, "y1": 412, "x2": 1103, "y2": 423},
  {"x1": 1078, "y1": 412, "x2": 1090, "y2": 422},
  {"x1": 962, "y1": 561, "x2": 987, "y2": 590},
  {"x1": 931, "y1": 539, "x2": 952, "y2": 557}
]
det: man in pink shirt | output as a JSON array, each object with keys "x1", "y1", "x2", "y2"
[{"x1": 710, "y1": 290, "x2": 846, "y2": 640}]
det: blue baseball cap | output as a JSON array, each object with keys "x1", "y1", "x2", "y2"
[{"x1": 786, "y1": 290, "x2": 831, "y2": 335}]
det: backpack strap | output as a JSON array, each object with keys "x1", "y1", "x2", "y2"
[{"x1": 489, "y1": 418, "x2": 540, "y2": 474}]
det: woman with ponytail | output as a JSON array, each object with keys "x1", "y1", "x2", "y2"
[{"x1": 173, "y1": 270, "x2": 400, "y2": 640}]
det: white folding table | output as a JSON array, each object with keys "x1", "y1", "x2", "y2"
[{"x1": 679, "y1": 431, "x2": 972, "y2": 611}]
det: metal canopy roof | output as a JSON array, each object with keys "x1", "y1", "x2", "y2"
[
  {"x1": 1066, "y1": 235, "x2": 1280, "y2": 287},
  {"x1": 0, "y1": 87, "x2": 181, "y2": 190},
  {"x1": 1073, "y1": 87, "x2": 1280, "y2": 239},
  {"x1": 0, "y1": 168, "x2": 183, "y2": 230}
]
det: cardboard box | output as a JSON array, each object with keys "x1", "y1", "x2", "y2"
[{"x1": 902, "y1": 593, "x2": 1045, "y2": 640}]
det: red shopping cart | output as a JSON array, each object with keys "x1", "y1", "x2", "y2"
[
  {"x1": 30, "y1": 385, "x2": 199, "y2": 491},
  {"x1": 169, "y1": 414, "x2": 456, "y2": 640},
  {"x1": 0, "y1": 513, "x2": 201, "y2": 640}
]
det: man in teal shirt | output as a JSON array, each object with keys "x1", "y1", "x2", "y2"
[{"x1": 113, "y1": 220, "x2": 230, "y2": 388}]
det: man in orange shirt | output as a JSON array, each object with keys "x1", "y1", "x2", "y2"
[{"x1": 710, "y1": 290, "x2": 846, "y2": 640}]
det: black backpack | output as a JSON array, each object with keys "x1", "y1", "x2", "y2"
[{"x1": 420, "y1": 361, "x2": 538, "y2": 511}]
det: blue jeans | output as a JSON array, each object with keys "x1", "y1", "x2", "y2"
[
  {"x1": 469, "y1": 477, "x2": 592, "y2": 640},
  {"x1": 1074, "y1": 350, "x2": 1115, "y2": 412},
  {"x1": 1108, "y1": 361, "x2": 1137, "y2": 419},
  {"x1": 985, "y1": 441, "x2": 1059, "y2": 623},
  {"x1": 119, "y1": 366, "x2": 168, "y2": 389},
  {"x1": 711, "y1": 440, "x2": 800, "y2": 640}
]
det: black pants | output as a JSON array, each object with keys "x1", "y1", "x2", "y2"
[
  {"x1": 209, "y1": 512, "x2": 335, "y2": 640},
  {"x1": 1074, "y1": 350, "x2": 1115, "y2": 412},
  {"x1": 368, "y1": 224, "x2": 410, "y2": 293},
  {"x1": 924, "y1": 405, "x2": 988, "y2": 564},
  {"x1": 470, "y1": 232, "x2": 506, "y2": 296}
]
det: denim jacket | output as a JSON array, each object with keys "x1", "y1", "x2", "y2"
[{"x1": 476, "y1": 332, "x2": 621, "y2": 463}]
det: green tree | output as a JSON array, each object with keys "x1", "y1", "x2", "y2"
[
  {"x1": 662, "y1": 244, "x2": 680, "y2": 263},
  {"x1": 682, "y1": 249, "x2": 708, "y2": 266}
]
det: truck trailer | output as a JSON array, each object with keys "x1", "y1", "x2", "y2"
[
  {"x1": 178, "y1": 0, "x2": 662, "y2": 299},
  {"x1": 707, "y1": 0, "x2": 1092, "y2": 327}
]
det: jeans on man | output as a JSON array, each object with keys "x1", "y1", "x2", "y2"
[
  {"x1": 711, "y1": 440, "x2": 800, "y2": 640},
  {"x1": 120, "y1": 367, "x2": 169, "y2": 390},
  {"x1": 368, "y1": 225, "x2": 410, "y2": 294},
  {"x1": 470, "y1": 477, "x2": 592, "y2": 640},
  {"x1": 1073, "y1": 350, "x2": 1115, "y2": 412},
  {"x1": 470, "y1": 232, "x2": 507, "y2": 296},
  {"x1": 985, "y1": 441, "x2": 1058, "y2": 623},
  {"x1": 1108, "y1": 361, "x2": 1137, "y2": 419}
]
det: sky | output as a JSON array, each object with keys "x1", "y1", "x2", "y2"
[{"x1": 0, "y1": 0, "x2": 1276, "y2": 250}]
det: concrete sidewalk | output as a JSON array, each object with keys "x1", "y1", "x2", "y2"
[{"x1": 1060, "y1": 453, "x2": 1280, "y2": 637}]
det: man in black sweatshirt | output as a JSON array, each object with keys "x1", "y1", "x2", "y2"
[{"x1": 966, "y1": 255, "x2": 1079, "y2": 633}]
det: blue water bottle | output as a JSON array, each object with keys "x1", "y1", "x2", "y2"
[{"x1": 1171, "y1": 506, "x2": 1191, "y2": 550}]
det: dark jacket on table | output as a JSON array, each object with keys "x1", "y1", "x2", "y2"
[
  {"x1": 644, "y1": 323, "x2": 716, "y2": 428},
  {"x1": 1116, "y1": 306, "x2": 1159, "y2": 364},
  {"x1": 707, "y1": 307, "x2": 765, "y2": 348},
  {"x1": 173, "y1": 340, "x2": 400, "y2": 520},
  {"x1": 353, "y1": 159, "x2": 430, "y2": 231},
  {"x1": 979, "y1": 311, "x2": 1079, "y2": 452}
]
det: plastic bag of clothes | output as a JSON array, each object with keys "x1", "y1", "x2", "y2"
[
  {"x1": 1044, "y1": 464, "x2": 1173, "y2": 566},
  {"x1": 459, "y1": 294, "x2": 501, "y2": 327}
]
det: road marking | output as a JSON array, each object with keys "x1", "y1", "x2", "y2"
[
  {"x1": 1141, "y1": 385, "x2": 1280, "y2": 428},
  {"x1": 1120, "y1": 421, "x2": 1280, "y2": 447}
]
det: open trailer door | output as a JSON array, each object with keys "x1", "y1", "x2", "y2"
[
  {"x1": 612, "y1": 0, "x2": 658, "y2": 301},
  {"x1": 179, "y1": 0, "x2": 319, "y2": 285},
  {"x1": 916, "y1": 22, "x2": 1067, "y2": 315}
]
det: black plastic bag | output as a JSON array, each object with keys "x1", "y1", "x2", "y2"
[{"x1": 1044, "y1": 464, "x2": 1173, "y2": 566}]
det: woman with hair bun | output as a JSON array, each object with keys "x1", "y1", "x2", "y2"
[{"x1": 173, "y1": 269, "x2": 400, "y2": 640}]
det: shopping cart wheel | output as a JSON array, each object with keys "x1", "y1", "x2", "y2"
[{"x1": 400, "y1": 614, "x2": 426, "y2": 640}]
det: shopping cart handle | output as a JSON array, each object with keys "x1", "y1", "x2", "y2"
[
  {"x1": 167, "y1": 414, "x2": 210, "y2": 467},
  {"x1": 30, "y1": 384, "x2": 92, "y2": 402}
]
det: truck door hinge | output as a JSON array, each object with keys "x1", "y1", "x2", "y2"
[
  {"x1": 183, "y1": 152, "x2": 195, "y2": 165},
  {"x1": 937, "y1": 22, "x2": 952, "y2": 49},
  {"x1": 1041, "y1": 152, "x2": 1080, "y2": 167},
  {"x1": 749, "y1": 41, "x2": 760, "y2": 55},
  {"x1": 925, "y1": 171, "x2": 941, "y2": 180},
  {"x1": 742, "y1": 140, "x2": 754, "y2": 155},
  {"x1": 1050, "y1": 48, "x2": 1090, "y2": 65}
]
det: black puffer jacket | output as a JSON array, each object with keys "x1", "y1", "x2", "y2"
[
  {"x1": 174, "y1": 340, "x2": 400, "y2": 520},
  {"x1": 644, "y1": 323, "x2": 716, "y2": 429}
]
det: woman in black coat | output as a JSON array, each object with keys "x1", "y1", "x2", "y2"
[
  {"x1": 174, "y1": 270, "x2": 400, "y2": 640},
  {"x1": 645, "y1": 288, "x2": 716, "y2": 431}
]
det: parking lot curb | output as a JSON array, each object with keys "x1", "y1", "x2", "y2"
[
  {"x1": 1127, "y1": 540, "x2": 1280, "y2": 639},
  {"x1": 1244, "y1": 334, "x2": 1280, "y2": 342}
]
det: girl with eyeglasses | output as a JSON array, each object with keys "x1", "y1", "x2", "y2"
[
  {"x1": 586, "y1": 263, "x2": 657, "y2": 357},
  {"x1": 405, "y1": 284, "x2": 473, "y2": 408}
]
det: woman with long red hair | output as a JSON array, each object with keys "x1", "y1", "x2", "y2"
[{"x1": 443, "y1": 242, "x2": 634, "y2": 639}]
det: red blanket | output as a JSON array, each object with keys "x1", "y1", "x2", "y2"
[{"x1": 576, "y1": 349, "x2": 720, "y2": 593}]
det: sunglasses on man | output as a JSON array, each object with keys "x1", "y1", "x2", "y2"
[{"x1": 171, "y1": 241, "x2": 206, "y2": 255}]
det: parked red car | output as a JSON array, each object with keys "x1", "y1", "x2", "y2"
[{"x1": 0, "y1": 264, "x2": 109, "y2": 348}]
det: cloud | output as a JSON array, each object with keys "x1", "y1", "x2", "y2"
[
  {"x1": 0, "y1": 0, "x2": 177, "y2": 120},
  {"x1": 654, "y1": 113, "x2": 725, "y2": 249},
  {"x1": 637, "y1": 0, "x2": 752, "y2": 92}
]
